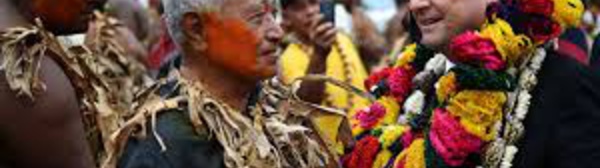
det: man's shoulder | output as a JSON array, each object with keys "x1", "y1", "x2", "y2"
[
  {"x1": 515, "y1": 49, "x2": 600, "y2": 168},
  {"x1": 0, "y1": 55, "x2": 79, "y2": 119},
  {"x1": 530, "y1": 49, "x2": 600, "y2": 116},
  {"x1": 537, "y1": 49, "x2": 598, "y2": 92}
]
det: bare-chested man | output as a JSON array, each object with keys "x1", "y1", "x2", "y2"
[{"x1": 0, "y1": 0, "x2": 106, "y2": 168}]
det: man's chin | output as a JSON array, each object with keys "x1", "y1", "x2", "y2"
[
  {"x1": 419, "y1": 34, "x2": 448, "y2": 51},
  {"x1": 232, "y1": 66, "x2": 276, "y2": 82}
]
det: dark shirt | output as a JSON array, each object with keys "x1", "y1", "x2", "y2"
[
  {"x1": 117, "y1": 76, "x2": 225, "y2": 168},
  {"x1": 514, "y1": 49, "x2": 600, "y2": 168},
  {"x1": 117, "y1": 109, "x2": 225, "y2": 168},
  {"x1": 118, "y1": 60, "x2": 262, "y2": 168}
]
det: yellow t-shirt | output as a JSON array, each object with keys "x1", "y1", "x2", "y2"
[{"x1": 279, "y1": 33, "x2": 370, "y2": 154}]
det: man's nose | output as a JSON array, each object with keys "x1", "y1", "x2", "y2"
[
  {"x1": 266, "y1": 22, "x2": 284, "y2": 43},
  {"x1": 409, "y1": 0, "x2": 431, "y2": 13}
]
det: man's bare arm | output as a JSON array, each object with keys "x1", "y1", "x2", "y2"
[{"x1": 296, "y1": 14, "x2": 337, "y2": 104}]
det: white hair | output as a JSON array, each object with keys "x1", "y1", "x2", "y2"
[{"x1": 161, "y1": 0, "x2": 222, "y2": 46}]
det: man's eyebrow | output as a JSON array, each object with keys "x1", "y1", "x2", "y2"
[
  {"x1": 242, "y1": 3, "x2": 264, "y2": 18},
  {"x1": 243, "y1": 2, "x2": 274, "y2": 16}
]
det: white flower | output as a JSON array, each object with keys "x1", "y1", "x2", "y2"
[
  {"x1": 530, "y1": 49, "x2": 546, "y2": 70},
  {"x1": 425, "y1": 54, "x2": 447, "y2": 75},
  {"x1": 403, "y1": 91, "x2": 425, "y2": 115},
  {"x1": 500, "y1": 145, "x2": 518, "y2": 168},
  {"x1": 490, "y1": 47, "x2": 547, "y2": 168},
  {"x1": 519, "y1": 70, "x2": 534, "y2": 88},
  {"x1": 515, "y1": 92, "x2": 532, "y2": 120},
  {"x1": 397, "y1": 115, "x2": 408, "y2": 125}
]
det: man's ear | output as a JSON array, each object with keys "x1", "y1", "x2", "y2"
[{"x1": 181, "y1": 12, "x2": 205, "y2": 47}]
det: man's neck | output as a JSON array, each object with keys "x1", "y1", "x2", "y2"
[
  {"x1": 181, "y1": 52, "x2": 258, "y2": 112},
  {"x1": 0, "y1": 0, "x2": 29, "y2": 31}
]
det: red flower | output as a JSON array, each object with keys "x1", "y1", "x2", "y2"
[
  {"x1": 387, "y1": 66, "x2": 416, "y2": 100},
  {"x1": 365, "y1": 67, "x2": 393, "y2": 90},
  {"x1": 521, "y1": 17, "x2": 562, "y2": 43},
  {"x1": 343, "y1": 135, "x2": 381, "y2": 168},
  {"x1": 449, "y1": 32, "x2": 506, "y2": 70},
  {"x1": 429, "y1": 108, "x2": 484, "y2": 166},
  {"x1": 518, "y1": 0, "x2": 554, "y2": 17},
  {"x1": 355, "y1": 103, "x2": 387, "y2": 129},
  {"x1": 401, "y1": 130, "x2": 417, "y2": 149}
]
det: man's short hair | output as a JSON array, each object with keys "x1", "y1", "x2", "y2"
[
  {"x1": 280, "y1": 0, "x2": 298, "y2": 9},
  {"x1": 161, "y1": 0, "x2": 222, "y2": 46}
]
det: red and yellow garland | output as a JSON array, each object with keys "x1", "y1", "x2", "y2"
[{"x1": 343, "y1": 0, "x2": 583, "y2": 167}]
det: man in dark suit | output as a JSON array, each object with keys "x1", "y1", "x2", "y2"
[{"x1": 408, "y1": 0, "x2": 600, "y2": 167}]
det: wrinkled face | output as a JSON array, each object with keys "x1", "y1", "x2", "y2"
[
  {"x1": 409, "y1": 0, "x2": 489, "y2": 50},
  {"x1": 17, "y1": 0, "x2": 107, "y2": 35},
  {"x1": 281, "y1": 0, "x2": 320, "y2": 38},
  {"x1": 187, "y1": 0, "x2": 283, "y2": 80}
]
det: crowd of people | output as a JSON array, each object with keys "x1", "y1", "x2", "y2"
[{"x1": 2, "y1": 0, "x2": 600, "y2": 168}]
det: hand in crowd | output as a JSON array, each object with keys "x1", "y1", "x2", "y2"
[{"x1": 308, "y1": 13, "x2": 337, "y2": 58}]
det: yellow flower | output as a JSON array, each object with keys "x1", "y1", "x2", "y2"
[
  {"x1": 480, "y1": 17, "x2": 533, "y2": 65},
  {"x1": 553, "y1": 0, "x2": 584, "y2": 28},
  {"x1": 394, "y1": 44, "x2": 417, "y2": 67},
  {"x1": 446, "y1": 90, "x2": 507, "y2": 140},
  {"x1": 379, "y1": 125, "x2": 408, "y2": 147},
  {"x1": 372, "y1": 150, "x2": 393, "y2": 168},
  {"x1": 351, "y1": 121, "x2": 366, "y2": 136},
  {"x1": 436, "y1": 72, "x2": 458, "y2": 103},
  {"x1": 373, "y1": 125, "x2": 408, "y2": 168},
  {"x1": 393, "y1": 138, "x2": 426, "y2": 168},
  {"x1": 460, "y1": 119, "x2": 499, "y2": 141},
  {"x1": 378, "y1": 96, "x2": 401, "y2": 125}
]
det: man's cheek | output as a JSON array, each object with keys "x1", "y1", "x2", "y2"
[{"x1": 202, "y1": 12, "x2": 261, "y2": 77}]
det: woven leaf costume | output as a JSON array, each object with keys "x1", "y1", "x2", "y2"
[{"x1": 0, "y1": 14, "x2": 150, "y2": 168}]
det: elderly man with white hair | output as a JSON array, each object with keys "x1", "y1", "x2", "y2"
[{"x1": 116, "y1": 0, "x2": 340, "y2": 168}]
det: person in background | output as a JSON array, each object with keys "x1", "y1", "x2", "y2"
[
  {"x1": 106, "y1": 0, "x2": 153, "y2": 44},
  {"x1": 146, "y1": 1, "x2": 181, "y2": 79},
  {"x1": 384, "y1": 0, "x2": 411, "y2": 59},
  {"x1": 279, "y1": 0, "x2": 371, "y2": 155},
  {"x1": 587, "y1": 0, "x2": 600, "y2": 67},
  {"x1": 558, "y1": 28, "x2": 590, "y2": 65},
  {"x1": 102, "y1": 0, "x2": 152, "y2": 68},
  {"x1": 340, "y1": 0, "x2": 389, "y2": 71}
]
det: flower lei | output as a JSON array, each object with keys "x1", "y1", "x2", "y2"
[{"x1": 343, "y1": 0, "x2": 583, "y2": 167}]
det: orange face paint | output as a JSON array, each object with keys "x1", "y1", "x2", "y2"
[
  {"x1": 27, "y1": 0, "x2": 92, "y2": 34},
  {"x1": 201, "y1": 12, "x2": 273, "y2": 79}
]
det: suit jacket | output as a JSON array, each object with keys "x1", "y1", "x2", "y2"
[{"x1": 514, "y1": 49, "x2": 600, "y2": 168}]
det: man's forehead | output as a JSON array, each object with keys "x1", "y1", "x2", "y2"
[
  {"x1": 246, "y1": 0, "x2": 276, "y2": 7},
  {"x1": 223, "y1": 0, "x2": 276, "y2": 12},
  {"x1": 227, "y1": 0, "x2": 275, "y2": 5}
]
